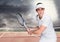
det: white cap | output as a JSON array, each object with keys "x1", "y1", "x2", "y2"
[{"x1": 36, "y1": 3, "x2": 45, "y2": 9}]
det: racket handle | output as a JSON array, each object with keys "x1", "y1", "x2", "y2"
[{"x1": 23, "y1": 23, "x2": 29, "y2": 31}]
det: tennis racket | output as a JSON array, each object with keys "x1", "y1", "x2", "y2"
[
  {"x1": 16, "y1": 12, "x2": 29, "y2": 31},
  {"x1": 16, "y1": 13, "x2": 40, "y2": 37}
]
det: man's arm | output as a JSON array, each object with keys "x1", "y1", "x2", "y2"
[
  {"x1": 28, "y1": 25, "x2": 46, "y2": 36},
  {"x1": 29, "y1": 26, "x2": 39, "y2": 30}
]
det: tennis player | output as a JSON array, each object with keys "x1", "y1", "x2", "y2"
[{"x1": 28, "y1": 3, "x2": 57, "y2": 42}]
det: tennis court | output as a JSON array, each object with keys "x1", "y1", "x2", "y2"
[{"x1": 0, "y1": 32, "x2": 60, "y2": 42}]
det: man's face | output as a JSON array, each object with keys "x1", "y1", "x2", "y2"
[{"x1": 36, "y1": 8, "x2": 45, "y2": 16}]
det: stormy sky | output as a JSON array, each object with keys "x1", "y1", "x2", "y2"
[
  {"x1": 53, "y1": 0, "x2": 60, "y2": 27},
  {"x1": 0, "y1": 0, "x2": 33, "y2": 29},
  {"x1": 0, "y1": 0, "x2": 32, "y2": 13},
  {"x1": 0, "y1": 0, "x2": 60, "y2": 31}
]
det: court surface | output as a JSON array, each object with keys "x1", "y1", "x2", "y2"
[{"x1": 0, "y1": 32, "x2": 60, "y2": 42}]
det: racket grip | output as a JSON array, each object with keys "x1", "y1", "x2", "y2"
[{"x1": 23, "y1": 23, "x2": 29, "y2": 31}]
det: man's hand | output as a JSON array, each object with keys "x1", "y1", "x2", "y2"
[
  {"x1": 27, "y1": 27, "x2": 39, "y2": 35},
  {"x1": 27, "y1": 28, "x2": 34, "y2": 35}
]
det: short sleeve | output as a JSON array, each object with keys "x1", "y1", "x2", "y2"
[{"x1": 42, "y1": 16, "x2": 50, "y2": 27}]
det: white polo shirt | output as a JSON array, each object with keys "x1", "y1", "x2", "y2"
[{"x1": 36, "y1": 13, "x2": 57, "y2": 42}]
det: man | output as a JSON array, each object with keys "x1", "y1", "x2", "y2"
[{"x1": 27, "y1": 3, "x2": 57, "y2": 42}]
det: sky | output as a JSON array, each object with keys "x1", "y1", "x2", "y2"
[{"x1": 0, "y1": 0, "x2": 60, "y2": 31}]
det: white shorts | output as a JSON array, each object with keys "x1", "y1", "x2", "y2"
[
  {"x1": 39, "y1": 39, "x2": 57, "y2": 42},
  {"x1": 39, "y1": 36, "x2": 57, "y2": 42}
]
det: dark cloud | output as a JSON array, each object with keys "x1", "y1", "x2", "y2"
[
  {"x1": 54, "y1": 0, "x2": 60, "y2": 27},
  {"x1": 54, "y1": 0, "x2": 60, "y2": 18},
  {"x1": 0, "y1": 0, "x2": 33, "y2": 30},
  {"x1": 0, "y1": 0, "x2": 31, "y2": 13}
]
